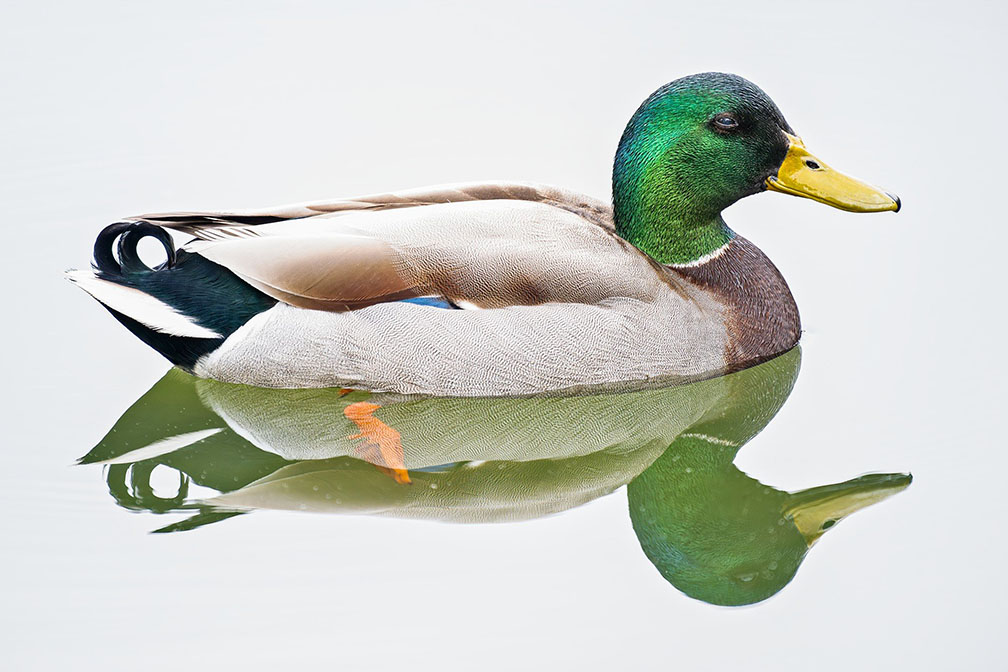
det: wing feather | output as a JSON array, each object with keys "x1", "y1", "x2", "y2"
[
  {"x1": 126, "y1": 182, "x2": 660, "y2": 313},
  {"x1": 192, "y1": 234, "x2": 425, "y2": 311},
  {"x1": 131, "y1": 181, "x2": 614, "y2": 238}
]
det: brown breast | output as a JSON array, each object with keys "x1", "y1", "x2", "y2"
[{"x1": 669, "y1": 236, "x2": 801, "y2": 371}]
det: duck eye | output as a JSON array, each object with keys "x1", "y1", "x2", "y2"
[{"x1": 713, "y1": 113, "x2": 739, "y2": 131}]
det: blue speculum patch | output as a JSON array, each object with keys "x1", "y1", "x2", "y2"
[{"x1": 400, "y1": 296, "x2": 458, "y2": 309}]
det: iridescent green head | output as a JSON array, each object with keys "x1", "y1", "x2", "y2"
[{"x1": 613, "y1": 72, "x2": 900, "y2": 265}]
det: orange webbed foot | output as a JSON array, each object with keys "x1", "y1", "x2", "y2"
[{"x1": 344, "y1": 401, "x2": 410, "y2": 485}]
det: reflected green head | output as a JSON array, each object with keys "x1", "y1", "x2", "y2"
[
  {"x1": 628, "y1": 439, "x2": 912, "y2": 606},
  {"x1": 628, "y1": 450, "x2": 807, "y2": 607}
]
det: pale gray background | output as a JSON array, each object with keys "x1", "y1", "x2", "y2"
[{"x1": 1, "y1": 0, "x2": 1004, "y2": 669}]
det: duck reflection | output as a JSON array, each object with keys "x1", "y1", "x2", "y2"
[{"x1": 81, "y1": 347, "x2": 909, "y2": 605}]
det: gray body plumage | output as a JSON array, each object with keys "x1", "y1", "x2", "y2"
[{"x1": 185, "y1": 194, "x2": 733, "y2": 395}]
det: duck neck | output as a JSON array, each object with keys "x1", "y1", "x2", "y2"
[
  {"x1": 612, "y1": 158, "x2": 735, "y2": 266},
  {"x1": 619, "y1": 210, "x2": 735, "y2": 266}
]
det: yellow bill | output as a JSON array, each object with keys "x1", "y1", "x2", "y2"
[
  {"x1": 784, "y1": 472, "x2": 912, "y2": 547},
  {"x1": 767, "y1": 132, "x2": 900, "y2": 213}
]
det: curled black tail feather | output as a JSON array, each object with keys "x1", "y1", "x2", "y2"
[
  {"x1": 94, "y1": 221, "x2": 177, "y2": 276},
  {"x1": 88, "y1": 221, "x2": 277, "y2": 370},
  {"x1": 118, "y1": 222, "x2": 176, "y2": 274}
]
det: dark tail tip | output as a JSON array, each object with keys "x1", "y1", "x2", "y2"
[{"x1": 94, "y1": 221, "x2": 177, "y2": 276}]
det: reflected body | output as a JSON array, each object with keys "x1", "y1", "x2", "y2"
[{"x1": 84, "y1": 348, "x2": 909, "y2": 606}]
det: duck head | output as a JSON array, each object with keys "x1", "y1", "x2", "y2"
[
  {"x1": 613, "y1": 72, "x2": 900, "y2": 264},
  {"x1": 628, "y1": 444, "x2": 911, "y2": 606}
]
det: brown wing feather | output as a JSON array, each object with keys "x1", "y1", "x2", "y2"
[
  {"x1": 192, "y1": 234, "x2": 426, "y2": 311},
  {"x1": 131, "y1": 182, "x2": 614, "y2": 238},
  {"x1": 131, "y1": 182, "x2": 629, "y2": 312}
]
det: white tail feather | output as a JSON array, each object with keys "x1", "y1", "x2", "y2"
[
  {"x1": 66, "y1": 270, "x2": 222, "y2": 339},
  {"x1": 93, "y1": 428, "x2": 224, "y2": 465}
]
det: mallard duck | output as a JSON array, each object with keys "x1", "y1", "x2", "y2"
[{"x1": 68, "y1": 72, "x2": 899, "y2": 396}]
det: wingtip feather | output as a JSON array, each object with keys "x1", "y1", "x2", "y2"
[{"x1": 66, "y1": 269, "x2": 222, "y2": 339}]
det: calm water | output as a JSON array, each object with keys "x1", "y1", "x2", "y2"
[{"x1": 3, "y1": 2, "x2": 1006, "y2": 669}]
